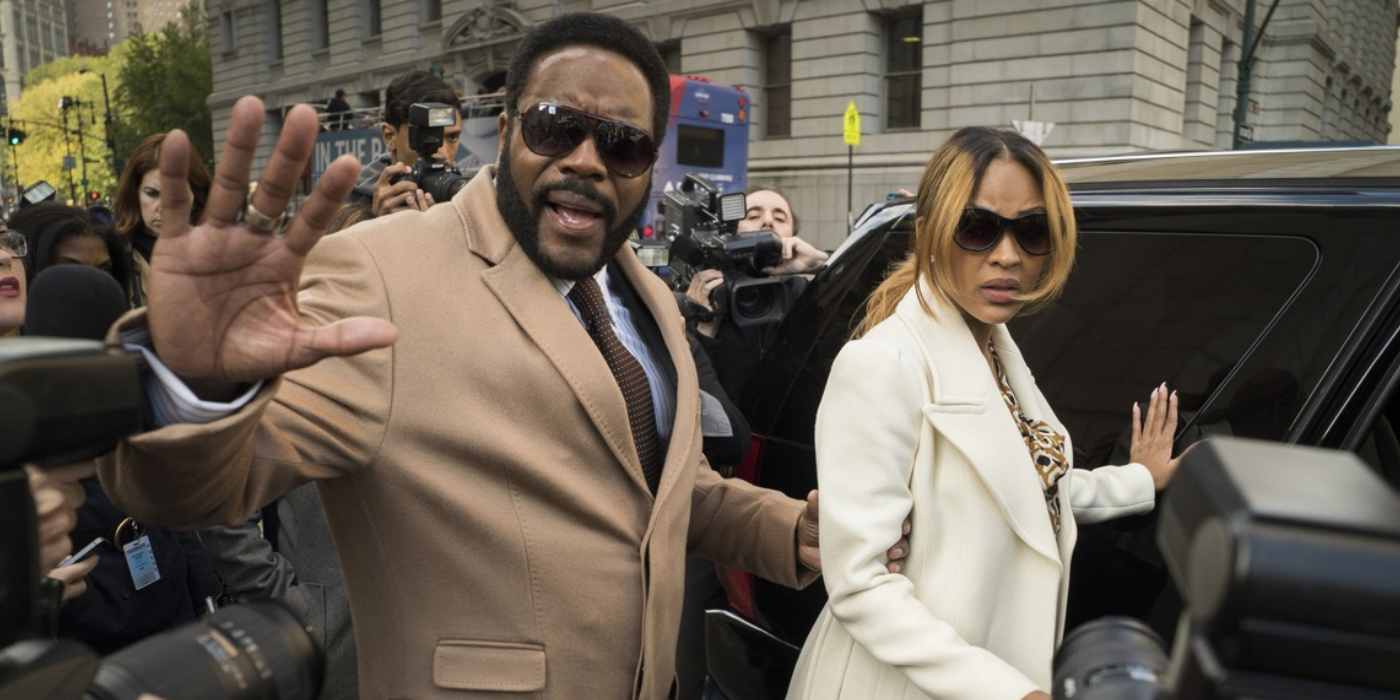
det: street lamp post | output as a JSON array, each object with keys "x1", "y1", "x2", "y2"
[
  {"x1": 58, "y1": 97, "x2": 77, "y2": 202},
  {"x1": 1231, "y1": 0, "x2": 1284, "y2": 150},
  {"x1": 99, "y1": 73, "x2": 118, "y2": 178}
]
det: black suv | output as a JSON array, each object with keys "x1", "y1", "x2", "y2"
[{"x1": 705, "y1": 146, "x2": 1400, "y2": 699}]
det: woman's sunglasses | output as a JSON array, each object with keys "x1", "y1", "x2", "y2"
[
  {"x1": 954, "y1": 207, "x2": 1053, "y2": 256},
  {"x1": 515, "y1": 102, "x2": 658, "y2": 178}
]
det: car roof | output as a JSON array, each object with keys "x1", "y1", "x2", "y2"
[{"x1": 1058, "y1": 146, "x2": 1400, "y2": 185}]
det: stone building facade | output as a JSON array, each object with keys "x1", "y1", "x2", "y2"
[
  {"x1": 0, "y1": 0, "x2": 68, "y2": 114},
  {"x1": 68, "y1": 0, "x2": 193, "y2": 56},
  {"x1": 208, "y1": 0, "x2": 1399, "y2": 249}
]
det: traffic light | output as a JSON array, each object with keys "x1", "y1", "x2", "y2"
[
  {"x1": 5, "y1": 127, "x2": 25, "y2": 146},
  {"x1": 88, "y1": 191, "x2": 100, "y2": 202}
]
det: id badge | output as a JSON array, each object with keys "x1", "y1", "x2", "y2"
[{"x1": 124, "y1": 535, "x2": 162, "y2": 590}]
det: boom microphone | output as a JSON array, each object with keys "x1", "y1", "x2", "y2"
[{"x1": 23, "y1": 265, "x2": 129, "y2": 341}]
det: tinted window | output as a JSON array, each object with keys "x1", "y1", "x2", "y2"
[
  {"x1": 677, "y1": 125, "x2": 725, "y2": 168},
  {"x1": 1010, "y1": 232, "x2": 1317, "y2": 468}
]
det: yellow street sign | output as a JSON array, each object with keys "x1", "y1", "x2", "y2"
[{"x1": 843, "y1": 102, "x2": 860, "y2": 146}]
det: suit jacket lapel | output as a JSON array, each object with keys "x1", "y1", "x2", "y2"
[
  {"x1": 460, "y1": 169, "x2": 651, "y2": 494},
  {"x1": 895, "y1": 286, "x2": 1061, "y2": 565}
]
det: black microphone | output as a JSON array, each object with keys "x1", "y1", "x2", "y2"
[
  {"x1": 23, "y1": 265, "x2": 129, "y2": 341},
  {"x1": 669, "y1": 234, "x2": 706, "y2": 267}
]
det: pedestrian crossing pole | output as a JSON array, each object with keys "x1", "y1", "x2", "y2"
[{"x1": 843, "y1": 102, "x2": 861, "y2": 234}]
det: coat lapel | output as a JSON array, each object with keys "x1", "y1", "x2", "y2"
[
  {"x1": 459, "y1": 169, "x2": 650, "y2": 494},
  {"x1": 894, "y1": 286, "x2": 1061, "y2": 565}
]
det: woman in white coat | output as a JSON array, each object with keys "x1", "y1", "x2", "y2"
[{"x1": 786, "y1": 126, "x2": 1180, "y2": 700}]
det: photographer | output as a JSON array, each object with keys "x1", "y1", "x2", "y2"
[
  {"x1": 684, "y1": 185, "x2": 827, "y2": 401},
  {"x1": 348, "y1": 70, "x2": 462, "y2": 216}
]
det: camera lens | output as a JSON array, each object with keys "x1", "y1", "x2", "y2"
[
  {"x1": 1052, "y1": 616, "x2": 1167, "y2": 700},
  {"x1": 421, "y1": 169, "x2": 469, "y2": 204},
  {"x1": 86, "y1": 601, "x2": 323, "y2": 700},
  {"x1": 735, "y1": 283, "x2": 779, "y2": 321}
]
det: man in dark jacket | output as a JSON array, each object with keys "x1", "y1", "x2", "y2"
[
  {"x1": 348, "y1": 71, "x2": 462, "y2": 216},
  {"x1": 325, "y1": 89, "x2": 352, "y2": 131}
]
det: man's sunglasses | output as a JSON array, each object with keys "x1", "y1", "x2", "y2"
[
  {"x1": 954, "y1": 207, "x2": 1053, "y2": 256},
  {"x1": 515, "y1": 102, "x2": 658, "y2": 178}
]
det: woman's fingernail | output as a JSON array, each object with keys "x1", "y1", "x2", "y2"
[{"x1": 891, "y1": 547, "x2": 904, "y2": 559}]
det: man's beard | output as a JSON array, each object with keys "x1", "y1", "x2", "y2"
[{"x1": 497, "y1": 137, "x2": 649, "y2": 281}]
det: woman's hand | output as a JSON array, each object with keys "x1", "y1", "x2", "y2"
[
  {"x1": 47, "y1": 555, "x2": 99, "y2": 603},
  {"x1": 26, "y1": 463, "x2": 91, "y2": 572},
  {"x1": 1131, "y1": 383, "x2": 1180, "y2": 490}
]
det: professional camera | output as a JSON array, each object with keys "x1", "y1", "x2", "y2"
[
  {"x1": 664, "y1": 174, "x2": 797, "y2": 327},
  {"x1": 390, "y1": 102, "x2": 469, "y2": 204},
  {"x1": 1, "y1": 338, "x2": 325, "y2": 700},
  {"x1": 1051, "y1": 438, "x2": 1400, "y2": 700}
]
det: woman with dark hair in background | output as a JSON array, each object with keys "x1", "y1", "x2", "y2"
[
  {"x1": 112, "y1": 132, "x2": 212, "y2": 306},
  {"x1": 8, "y1": 202, "x2": 134, "y2": 301}
]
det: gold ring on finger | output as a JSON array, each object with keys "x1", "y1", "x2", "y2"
[{"x1": 242, "y1": 202, "x2": 286, "y2": 233}]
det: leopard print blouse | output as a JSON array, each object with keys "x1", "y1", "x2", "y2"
[{"x1": 989, "y1": 344, "x2": 1070, "y2": 533}]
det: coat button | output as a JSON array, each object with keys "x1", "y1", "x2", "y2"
[{"x1": 120, "y1": 587, "x2": 132, "y2": 599}]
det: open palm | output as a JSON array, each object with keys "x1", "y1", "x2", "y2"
[{"x1": 147, "y1": 98, "x2": 397, "y2": 396}]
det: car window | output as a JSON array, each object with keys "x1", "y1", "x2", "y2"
[{"x1": 1010, "y1": 232, "x2": 1318, "y2": 468}]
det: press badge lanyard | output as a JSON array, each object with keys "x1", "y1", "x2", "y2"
[{"x1": 112, "y1": 517, "x2": 162, "y2": 591}]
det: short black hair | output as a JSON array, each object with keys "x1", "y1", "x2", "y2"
[
  {"x1": 383, "y1": 70, "x2": 459, "y2": 127},
  {"x1": 504, "y1": 13, "x2": 671, "y2": 144}
]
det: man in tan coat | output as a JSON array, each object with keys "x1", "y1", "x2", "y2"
[{"x1": 98, "y1": 14, "x2": 831, "y2": 700}]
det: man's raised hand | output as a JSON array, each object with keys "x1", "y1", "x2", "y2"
[{"x1": 148, "y1": 97, "x2": 397, "y2": 398}]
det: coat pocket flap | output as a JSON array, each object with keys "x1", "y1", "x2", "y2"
[{"x1": 433, "y1": 640, "x2": 546, "y2": 692}]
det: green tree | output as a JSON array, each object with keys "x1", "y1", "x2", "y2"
[
  {"x1": 4, "y1": 48, "x2": 127, "y2": 204},
  {"x1": 113, "y1": 0, "x2": 213, "y2": 166}
]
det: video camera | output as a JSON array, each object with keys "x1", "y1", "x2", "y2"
[
  {"x1": 390, "y1": 102, "x2": 469, "y2": 204},
  {"x1": 664, "y1": 174, "x2": 798, "y2": 328},
  {"x1": 1052, "y1": 438, "x2": 1400, "y2": 699},
  {"x1": 1, "y1": 338, "x2": 324, "y2": 700}
]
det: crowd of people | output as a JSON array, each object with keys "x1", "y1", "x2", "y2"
[{"x1": 4, "y1": 11, "x2": 1186, "y2": 700}]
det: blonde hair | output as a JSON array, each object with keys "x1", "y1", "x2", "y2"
[{"x1": 854, "y1": 126, "x2": 1076, "y2": 338}]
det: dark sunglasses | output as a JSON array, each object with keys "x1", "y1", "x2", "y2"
[
  {"x1": 954, "y1": 207, "x2": 1053, "y2": 256},
  {"x1": 515, "y1": 102, "x2": 658, "y2": 178}
]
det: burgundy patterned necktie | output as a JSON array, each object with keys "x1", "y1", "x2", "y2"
[{"x1": 568, "y1": 277, "x2": 661, "y2": 493}]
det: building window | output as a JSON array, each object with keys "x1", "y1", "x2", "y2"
[
  {"x1": 365, "y1": 0, "x2": 381, "y2": 37},
  {"x1": 763, "y1": 28, "x2": 792, "y2": 138},
  {"x1": 883, "y1": 11, "x2": 922, "y2": 131},
  {"x1": 219, "y1": 10, "x2": 236, "y2": 56},
  {"x1": 655, "y1": 40, "x2": 681, "y2": 74},
  {"x1": 310, "y1": 0, "x2": 329, "y2": 50},
  {"x1": 423, "y1": 0, "x2": 442, "y2": 23},
  {"x1": 267, "y1": 0, "x2": 283, "y2": 61}
]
